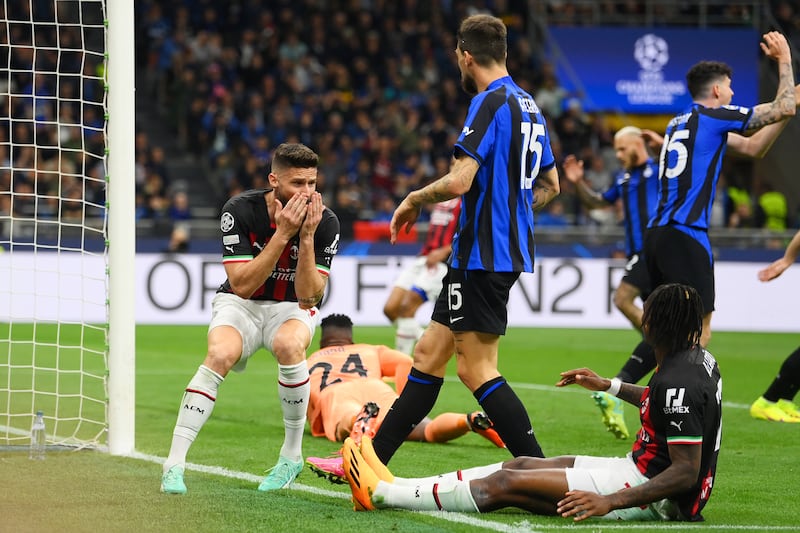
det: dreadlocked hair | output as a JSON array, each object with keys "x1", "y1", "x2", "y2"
[
  {"x1": 320, "y1": 314, "x2": 353, "y2": 330},
  {"x1": 642, "y1": 283, "x2": 703, "y2": 354}
]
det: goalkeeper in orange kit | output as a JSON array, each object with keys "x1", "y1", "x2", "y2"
[{"x1": 306, "y1": 314, "x2": 504, "y2": 483}]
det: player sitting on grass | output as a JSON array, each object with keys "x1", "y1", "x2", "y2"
[
  {"x1": 344, "y1": 284, "x2": 722, "y2": 522},
  {"x1": 305, "y1": 314, "x2": 504, "y2": 483}
]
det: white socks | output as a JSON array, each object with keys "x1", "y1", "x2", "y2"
[
  {"x1": 391, "y1": 462, "x2": 504, "y2": 487},
  {"x1": 165, "y1": 365, "x2": 223, "y2": 471},
  {"x1": 163, "y1": 361, "x2": 310, "y2": 472},
  {"x1": 395, "y1": 318, "x2": 422, "y2": 355},
  {"x1": 374, "y1": 479, "x2": 479, "y2": 512},
  {"x1": 277, "y1": 361, "x2": 310, "y2": 461}
]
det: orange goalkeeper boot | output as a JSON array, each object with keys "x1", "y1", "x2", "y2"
[{"x1": 467, "y1": 411, "x2": 505, "y2": 448}]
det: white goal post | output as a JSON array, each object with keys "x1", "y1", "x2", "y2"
[{"x1": 0, "y1": 0, "x2": 135, "y2": 455}]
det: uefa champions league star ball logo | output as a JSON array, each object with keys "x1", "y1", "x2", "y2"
[
  {"x1": 220, "y1": 212, "x2": 235, "y2": 232},
  {"x1": 617, "y1": 32, "x2": 683, "y2": 105},
  {"x1": 634, "y1": 34, "x2": 669, "y2": 72}
]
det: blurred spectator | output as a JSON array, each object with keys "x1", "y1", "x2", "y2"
[
  {"x1": 166, "y1": 189, "x2": 192, "y2": 253},
  {"x1": 372, "y1": 195, "x2": 397, "y2": 222},
  {"x1": 583, "y1": 155, "x2": 613, "y2": 192},
  {"x1": 120, "y1": 0, "x2": 797, "y2": 242},
  {"x1": 710, "y1": 173, "x2": 733, "y2": 228},
  {"x1": 755, "y1": 178, "x2": 788, "y2": 231},
  {"x1": 773, "y1": 1, "x2": 800, "y2": 48},
  {"x1": 536, "y1": 201, "x2": 571, "y2": 227},
  {"x1": 534, "y1": 62, "x2": 569, "y2": 119}
]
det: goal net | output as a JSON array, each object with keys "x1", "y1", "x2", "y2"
[{"x1": 0, "y1": 0, "x2": 134, "y2": 453}]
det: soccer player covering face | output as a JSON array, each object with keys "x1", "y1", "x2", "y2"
[
  {"x1": 371, "y1": 14, "x2": 560, "y2": 466},
  {"x1": 644, "y1": 31, "x2": 795, "y2": 348},
  {"x1": 563, "y1": 127, "x2": 660, "y2": 439},
  {"x1": 160, "y1": 143, "x2": 340, "y2": 495},
  {"x1": 344, "y1": 284, "x2": 723, "y2": 523}
]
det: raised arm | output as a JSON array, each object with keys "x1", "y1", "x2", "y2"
[
  {"x1": 224, "y1": 193, "x2": 308, "y2": 298},
  {"x1": 728, "y1": 83, "x2": 800, "y2": 158},
  {"x1": 744, "y1": 32, "x2": 796, "y2": 132},
  {"x1": 294, "y1": 192, "x2": 328, "y2": 308},
  {"x1": 562, "y1": 155, "x2": 608, "y2": 209}
]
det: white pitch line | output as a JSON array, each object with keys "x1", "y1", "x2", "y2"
[
  {"x1": 0, "y1": 379, "x2": 760, "y2": 532},
  {"x1": 129, "y1": 451, "x2": 793, "y2": 532},
  {"x1": 0, "y1": 445, "x2": 784, "y2": 531},
  {"x1": 131, "y1": 451, "x2": 538, "y2": 533}
]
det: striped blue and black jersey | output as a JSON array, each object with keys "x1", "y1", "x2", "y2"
[
  {"x1": 650, "y1": 103, "x2": 752, "y2": 234},
  {"x1": 450, "y1": 76, "x2": 556, "y2": 273},
  {"x1": 602, "y1": 158, "x2": 659, "y2": 257}
]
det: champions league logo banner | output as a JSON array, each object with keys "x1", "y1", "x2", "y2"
[{"x1": 548, "y1": 28, "x2": 759, "y2": 114}]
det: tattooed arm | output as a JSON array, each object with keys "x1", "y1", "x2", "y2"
[
  {"x1": 390, "y1": 155, "x2": 478, "y2": 244},
  {"x1": 532, "y1": 165, "x2": 561, "y2": 211},
  {"x1": 408, "y1": 155, "x2": 479, "y2": 207},
  {"x1": 744, "y1": 31, "x2": 796, "y2": 133},
  {"x1": 728, "y1": 84, "x2": 800, "y2": 157}
]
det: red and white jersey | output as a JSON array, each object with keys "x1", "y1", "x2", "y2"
[
  {"x1": 216, "y1": 188, "x2": 340, "y2": 301},
  {"x1": 420, "y1": 198, "x2": 461, "y2": 256}
]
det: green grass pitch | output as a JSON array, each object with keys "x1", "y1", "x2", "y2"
[{"x1": 2, "y1": 324, "x2": 799, "y2": 532}]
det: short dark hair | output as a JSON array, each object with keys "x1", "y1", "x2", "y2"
[
  {"x1": 457, "y1": 14, "x2": 507, "y2": 66},
  {"x1": 271, "y1": 143, "x2": 319, "y2": 173},
  {"x1": 686, "y1": 61, "x2": 733, "y2": 99},
  {"x1": 320, "y1": 313, "x2": 353, "y2": 331},
  {"x1": 642, "y1": 283, "x2": 704, "y2": 354}
]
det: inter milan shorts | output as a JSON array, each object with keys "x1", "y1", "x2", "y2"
[
  {"x1": 644, "y1": 225, "x2": 715, "y2": 314},
  {"x1": 620, "y1": 252, "x2": 652, "y2": 300},
  {"x1": 430, "y1": 267, "x2": 519, "y2": 335}
]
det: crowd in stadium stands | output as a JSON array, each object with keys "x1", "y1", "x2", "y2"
[
  {"x1": 541, "y1": 1, "x2": 766, "y2": 28},
  {"x1": 0, "y1": 1, "x2": 108, "y2": 239},
  {"x1": 6, "y1": 1, "x2": 792, "y2": 244}
]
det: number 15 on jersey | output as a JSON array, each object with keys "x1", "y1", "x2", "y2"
[{"x1": 520, "y1": 122, "x2": 545, "y2": 190}]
